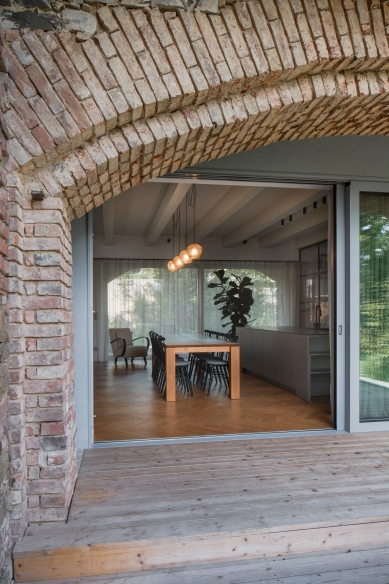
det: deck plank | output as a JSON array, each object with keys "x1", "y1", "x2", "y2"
[{"x1": 18, "y1": 545, "x2": 389, "y2": 584}]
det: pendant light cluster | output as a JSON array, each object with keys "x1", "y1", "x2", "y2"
[{"x1": 167, "y1": 185, "x2": 203, "y2": 272}]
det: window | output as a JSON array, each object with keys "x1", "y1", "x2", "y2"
[
  {"x1": 204, "y1": 263, "x2": 299, "y2": 332},
  {"x1": 360, "y1": 193, "x2": 389, "y2": 421},
  {"x1": 108, "y1": 267, "x2": 199, "y2": 338},
  {"x1": 300, "y1": 242, "x2": 328, "y2": 329},
  {"x1": 93, "y1": 260, "x2": 198, "y2": 361}
]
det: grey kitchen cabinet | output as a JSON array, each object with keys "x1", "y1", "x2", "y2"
[{"x1": 236, "y1": 326, "x2": 330, "y2": 402}]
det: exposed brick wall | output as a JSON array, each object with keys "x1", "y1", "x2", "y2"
[
  {"x1": 0, "y1": 22, "x2": 12, "y2": 584},
  {"x1": 22, "y1": 198, "x2": 75, "y2": 523},
  {"x1": 6, "y1": 182, "x2": 76, "y2": 537}
]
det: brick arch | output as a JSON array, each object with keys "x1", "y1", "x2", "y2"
[
  {"x1": 2, "y1": 0, "x2": 389, "y2": 547},
  {"x1": 2, "y1": 1, "x2": 389, "y2": 221}
]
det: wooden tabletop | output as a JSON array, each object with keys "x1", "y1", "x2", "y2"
[{"x1": 163, "y1": 334, "x2": 239, "y2": 348}]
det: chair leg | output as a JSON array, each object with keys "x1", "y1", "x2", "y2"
[
  {"x1": 143, "y1": 357, "x2": 147, "y2": 365},
  {"x1": 125, "y1": 358, "x2": 128, "y2": 368},
  {"x1": 114, "y1": 357, "x2": 117, "y2": 366},
  {"x1": 207, "y1": 367, "x2": 214, "y2": 396}
]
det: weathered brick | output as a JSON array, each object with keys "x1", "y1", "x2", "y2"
[
  {"x1": 53, "y1": 49, "x2": 90, "y2": 101},
  {"x1": 23, "y1": 32, "x2": 62, "y2": 84},
  {"x1": 26, "y1": 63, "x2": 64, "y2": 116}
]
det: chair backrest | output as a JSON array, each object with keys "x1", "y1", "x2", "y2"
[{"x1": 109, "y1": 328, "x2": 133, "y2": 347}]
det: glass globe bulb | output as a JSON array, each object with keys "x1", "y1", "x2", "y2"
[
  {"x1": 179, "y1": 249, "x2": 192, "y2": 264},
  {"x1": 173, "y1": 255, "x2": 184, "y2": 269},
  {"x1": 186, "y1": 243, "x2": 203, "y2": 259},
  {"x1": 167, "y1": 260, "x2": 178, "y2": 272}
]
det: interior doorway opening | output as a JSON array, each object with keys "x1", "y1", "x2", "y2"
[{"x1": 92, "y1": 178, "x2": 334, "y2": 442}]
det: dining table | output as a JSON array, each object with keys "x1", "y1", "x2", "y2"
[{"x1": 162, "y1": 334, "x2": 240, "y2": 402}]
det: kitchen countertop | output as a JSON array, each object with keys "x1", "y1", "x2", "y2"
[{"x1": 241, "y1": 326, "x2": 329, "y2": 336}]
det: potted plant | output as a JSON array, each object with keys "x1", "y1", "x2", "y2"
[{"x1": 208, "y1": 269, "x2": 254, "y2": 335}]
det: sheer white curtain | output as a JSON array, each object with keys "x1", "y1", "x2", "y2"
[
  {"x1": 93, "y1": 260, "x2": 198, "y2": 361},
  {"x1": 203, "y1": 261, "x2": 300, "y2": 332},
  {"x1": 94, "y1": 259, "x2": 299, "y2": 362}
]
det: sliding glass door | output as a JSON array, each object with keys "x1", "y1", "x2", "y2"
[
  {"x1": 359, "y1": 193, "x2": 389, "y2": 422},
  {"x1": 347, "y1": 183, "x2": 389, "y2": 431}
]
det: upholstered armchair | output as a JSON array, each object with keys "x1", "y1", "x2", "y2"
[{"x1": 109, "y1": 328, "x2": 150, "y2": 367}]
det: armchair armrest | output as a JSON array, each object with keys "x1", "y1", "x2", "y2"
[
  {"x1": 133, "y1": 336, "x2": 150, "y2": 351},
  {"x1": 110, "y1": 337, "x2": 126, "y2": 357}
]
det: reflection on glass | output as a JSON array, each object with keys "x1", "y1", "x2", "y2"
[
  {"x1": 299, "y1": 241, "x2": 328, "y2": 329},
  {"x1": 300, "y1": 245, "x2": 318, "y2": 276},
  {"x1": 360, "y1": 193, "x2": 389, "y2": 421}
]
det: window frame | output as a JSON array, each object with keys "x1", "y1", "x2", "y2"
[{"x1": 346, "y1": 181, "x2": 389, "y2": 432}]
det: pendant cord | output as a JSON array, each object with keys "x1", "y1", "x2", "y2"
[
  {"x1": 187, "y1": 184, "x2": 196, "y2": 244},
  {"x1": 194, "y1": 185, "x2": 196, "y2": 243},
  {"x1": 186, "y1": 194, "x2": 188, "y2": 248}
]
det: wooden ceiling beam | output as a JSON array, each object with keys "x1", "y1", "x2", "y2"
[
  {"x1": 187, "y1": 186, "x2": 262, "y2": 242},
  {"x1": 257, "y1": 205, "x2": 328, "y2": 249},
  {"x1": 294, "y1": 227, "x2": 329, "y2": 250},
  {"x1": 222, "y1": 188, "x2": 325, "y2": 248},
  {"x1": 145, "y1": 183, "x2": 192, "y2": 246}
]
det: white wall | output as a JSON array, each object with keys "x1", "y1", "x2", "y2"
[
  {"x1": 93, "y1": 234, "x2": 299, "y2": 261},
  {"x1": 72, "y1": 214, "x2": 93, "y2": 451}
]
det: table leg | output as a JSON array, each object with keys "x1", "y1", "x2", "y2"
[
  {"x1": 229, "y1": 345, "x2": 240, "y2": 400},
  {"x1": 165, "y1": 347, "x2": 176, "y2": 402}
]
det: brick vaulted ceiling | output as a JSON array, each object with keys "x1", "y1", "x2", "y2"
[{"x1": 2, "y1": 1, "x2": 389, "y2": 221}]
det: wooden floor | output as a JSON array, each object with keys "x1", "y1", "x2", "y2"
[
  {"x1": 94, "y1": 361, "x2": 332, "y2": 441},
  {"x1": 15, "y1": 433, "x2": 389, "y2": 582}
]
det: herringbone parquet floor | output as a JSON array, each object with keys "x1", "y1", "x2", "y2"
[{"x1": 94, "y1": 361, "x2": 332, "y2": 441}]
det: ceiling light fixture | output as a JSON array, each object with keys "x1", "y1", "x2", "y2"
[{"x1": 168, "y1": 186, "x2": 202, "y2": 272}]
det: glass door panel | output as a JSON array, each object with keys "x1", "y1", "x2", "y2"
[
  {"x1": 319, "y1": 241, "x2": 328, "y2": 273},
  {"x1": 360, "y1": 193, "x2": 389, "y2": 421}
]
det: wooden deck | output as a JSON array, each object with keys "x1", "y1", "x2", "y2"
[
  {"x1": 94, "y1": 362, "x2": 332, "y2": 441},
  {"x1": 14, "y1": 433, "x2": 389, "y2": 583}
]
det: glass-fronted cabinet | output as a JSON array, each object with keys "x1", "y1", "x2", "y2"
[{"x1": 300, "y1": 241, "x2": 329, "y2": 330}]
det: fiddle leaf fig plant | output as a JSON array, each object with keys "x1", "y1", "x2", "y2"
[{"x1": 208, "y1": 269, "x2": 254, "y2": 334}]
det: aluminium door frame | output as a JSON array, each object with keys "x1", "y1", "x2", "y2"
[
  {"x1": 90, "y1": 176, "x2": 344, "y2": 448},
  {"x1": 345, "y1": 181, "x2": 389, "y2": 432}
]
